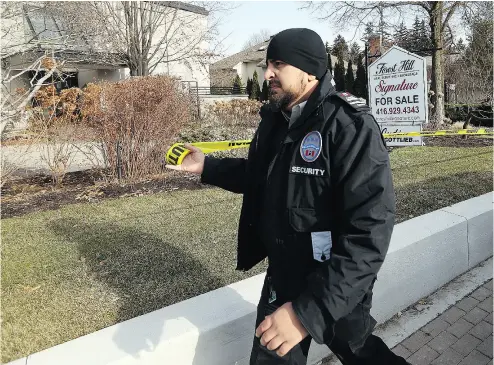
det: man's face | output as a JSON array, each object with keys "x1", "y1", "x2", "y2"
[{"x1": 264, "y1": 60, "x2": 308, "y2": 111}]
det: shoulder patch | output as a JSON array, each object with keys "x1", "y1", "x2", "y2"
[{"x1": 334, "y1": 92, "x2": 370, "y2": 111}]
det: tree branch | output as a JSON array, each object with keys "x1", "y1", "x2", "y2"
[{"x1": 442, "y1": 1, "x2": 461, "y2": 33}]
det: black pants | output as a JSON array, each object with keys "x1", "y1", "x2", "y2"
[{"x1": 249, "y1": 276, "x2": 410, "y2": 365}]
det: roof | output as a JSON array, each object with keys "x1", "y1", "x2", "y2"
[
  {"x1": 22, "y1": 5, "x2": 90, "y2": 53},
  {"x1": 211, "y1": 40, "x2": 270, "y2": 70},
  {"x1": 212, "y1": 39, "x2": 357, "y2": 71},
  {"x1": 153, "y1": 1, "x2": 209, "y2": 16},
  {"x1": 5, "y1": 2, "x2": 207, "y2": 61}
]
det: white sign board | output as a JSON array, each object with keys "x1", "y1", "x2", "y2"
[
  {"x1": 368, "y1": 46, "x2": 428, "y2": 125},
  {"x1": 379, "y1": 123, "x2": 423, "y2": 146}
]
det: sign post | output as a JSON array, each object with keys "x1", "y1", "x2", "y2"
[{"x1": 367, "y1": 45, "x2": 428, "y2": 146}]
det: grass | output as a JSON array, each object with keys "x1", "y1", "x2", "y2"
[
  {"x1": 2, "y1": 145, "x2": 493, "y2": 363},
  {"x1": 390, "y1": 146, "x2": 493, "y2": 222}
]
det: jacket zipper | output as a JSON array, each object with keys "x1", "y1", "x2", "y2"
[{"x1": 266, "y1": 137, "x2": 286, "y2": 182}]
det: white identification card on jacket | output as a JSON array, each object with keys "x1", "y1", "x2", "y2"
[{"x1": 311, "y1": 231, "x2": 332, "y2": 262}]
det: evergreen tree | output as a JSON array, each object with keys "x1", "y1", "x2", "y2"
[
  {"x1": 349, "y1": 42, "x2": 361, "y2": 64},
  {"x1": 377, "y1": 17, "x2": 393, "y2": 45},
  {"x1": 332, "y1": 34, "x2": 349, "y2": 60},
  {"x1": 419, "y1": 20, "x2": 432, "y2": 52},
  {"x1": 232, "y1": 74, "x2": 243, "y2": 94},
  {"x1": 455, "y1": 38, "x2": 466, "y2": 54},
  {"x1": 246, "y1": 77, "x2": 253, "y2": 98},
  {"x1": 260, "y1": 80, "x2": 269, "y2": 102},
  {"x1": 251, "y1": 71, "x2": 261, "y2": 100},
  {"x1": 363, "y1": 22, "x2": 374, "y2": 41},
  {"x1": 465, "y1": 14, "x2": 493, "y2": 72},
  {"x1": 333, "y1": 54, "x2": 346, "y2": 91},
  {"x1": 325, "y1": 41, "x2": 331, "y2": 55},
  {"x1": 394, "y1": 18, "x2": 430, "y2": 54},
  {"x1": 411, "y1": 16, "x2": 422, "y2": 52},
  {"x1": 325, "y1": 42, "x2": 333, "y2": 74},
  {"x1": 353, "y1": 53, "x2": 367, "y2": 100},
  {"x1": 345, "y1": 60, "x2": 355, "y2": 93},
  {"x1": 394, "y1": 21, "x2": 410, "y2": 49}
]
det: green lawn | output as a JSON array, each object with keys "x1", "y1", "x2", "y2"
[
  {"x1": 2, "y1": 145, "x2": 493, "y2": 363},
  {"x1": 390, "y1": 146, "x2": 493, "y2": 222}
]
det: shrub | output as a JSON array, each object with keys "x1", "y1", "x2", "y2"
[
  {"x1": 246, "y1": 78, "x2": 253, "y2": 98},
  {"x1": 177, "y1": 98, "x2": 261, "y2": 160},
  {"x1": 79, "y1": 83, "x2": 104, "y2": 124},
  {"x1": 232, "y1": 75, "x2": 243, "y2": 94},
  {"x1": 260, "y1": 80, "x2": 269, "y2": 102},
  {"x1": 31, "y1": 86, "x2": 82, "y2": 126},
  {"x1": 205, "y1": 99, "x2": 262, "y2": 129},
  {"x1": 84, "y1": 75, "x2": 194, "y2": 181},
  {"x1": 28, "y1": 110, "x2": 77, "y2": 186},
  {"x1": 251, "y1": 71, "x2": 261, "y2": 100},
  {"x1": 445, "y1": 106, "x2": 468, "y2": 123}
]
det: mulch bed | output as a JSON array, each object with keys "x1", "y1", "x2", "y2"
[
  {"x1": 423, "y1": 135, "x2": 493, "y2": 147},
  {"x1": 1, "y1": 169, "x2": 207, "y2": 219}
]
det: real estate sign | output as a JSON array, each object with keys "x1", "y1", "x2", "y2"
[
  {"x1": 368, "y1": 46, "x2": 428, "y2": 125},
  {"x1": 380, "y1": 124, "x2": 423, "y2": 147}
]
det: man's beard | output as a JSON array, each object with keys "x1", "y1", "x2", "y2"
[
  {"x1": 267, "y1": 79, "x2": 304, "y2": 112},
  {"x1": 268, "y1": 88, "x2": 297, "y2": 112}
]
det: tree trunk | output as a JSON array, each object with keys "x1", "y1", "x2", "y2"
[
  {"x1": 129, "y1": 63, "x2": 148, "y2": 76},
  {"x1": 138, "y1": 59, "x2": 149, "y2": 76},
  {"x1": 429, "y1": 2, "x2": 445, "y2": 125}
]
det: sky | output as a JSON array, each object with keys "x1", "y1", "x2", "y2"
[
  {"x1": 216, "y1": 1, "x2": 367, "y2": 56},
  {"x1": 214, "y1": 1, "x2": 466, "y2": 57}
]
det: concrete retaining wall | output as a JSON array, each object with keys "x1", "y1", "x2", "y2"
[{"x1": 8, "y1": 193, "x2": 493, "y2": 365}]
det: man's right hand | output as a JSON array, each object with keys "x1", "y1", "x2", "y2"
[{"x1": 165, "y1": 143, "x2": 205, "y2": 175}]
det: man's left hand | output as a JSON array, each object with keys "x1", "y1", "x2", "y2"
[{"x1": 255, "y1": 302, "x2": 309, "y2": 357}]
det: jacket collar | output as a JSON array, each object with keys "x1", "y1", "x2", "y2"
[{"x1": 284, "y1": 71, "x2": 337, "y2": 143}]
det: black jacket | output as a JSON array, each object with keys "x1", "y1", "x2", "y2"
[{"x1": 200, "y1": 72, "x2": 395, "y2": 345}]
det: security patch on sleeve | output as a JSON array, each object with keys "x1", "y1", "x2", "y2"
[{"x1": 335, "y1": 92, "x2": 370, "y2": 111}]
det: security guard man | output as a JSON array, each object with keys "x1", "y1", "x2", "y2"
[{"x1": 166, "y1": 28, "x2": 411, "y2": 365}]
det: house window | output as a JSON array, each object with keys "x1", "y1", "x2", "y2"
[
  {"x1": 28, "y1": 70, "x2": 79, "y2": 108},
  {"x1": 28, "y1": 70, "x2": 78, "y2": 92}
]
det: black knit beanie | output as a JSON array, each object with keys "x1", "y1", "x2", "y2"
[{"x1": 266, "y1": 28, "x2": 327, "y2": 79}]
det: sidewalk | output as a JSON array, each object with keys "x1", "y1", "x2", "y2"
[
  {"x1": 394, "y1": 279, "x2": 492, "y2": 365},
  {"x1": 322, "y1": 260, "x2": 493, "y2": 365},
  {"x1": 1, "y1": 142, "x2": 104, "y2": 177}
]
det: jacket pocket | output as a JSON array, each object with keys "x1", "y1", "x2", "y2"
[
  {"x1": 311, "y1": 231, "x2": 332, "y2": 262},
  {"x1": 288, "y1": 207, "x2": 332, "y2": 232}
]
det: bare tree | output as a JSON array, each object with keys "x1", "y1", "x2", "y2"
[
  {"x1": 241, "y1": 29, "x2": 271, "y2": 50},
  {"x1": 50, "y1": 1, "x2": 230, "y2": 76},
  {"x1": 1, "y1": 2, "x2": 74, "y2": 136},
  {"x1": 301, "y1": 1, "x2": 480, "y2": 125},
  {"x1": 1, "y1": 1, "x2": 232, "y2": 136},
  {"x1": 444, "y1": 2, "x2": 493, "y2": 105}
]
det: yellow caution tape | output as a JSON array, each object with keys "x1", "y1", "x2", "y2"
[
  {"x1": 384, "y1": 128, "x2": 493, "y2": 138},
  {"x1": 165, "y1": 140, "x2": 251, "y2": 165},
  {"x1": 165, "y1": 129, "x2": 493, "y2": 165}
]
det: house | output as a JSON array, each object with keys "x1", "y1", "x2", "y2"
[
  {"x1": 210, "y1": 40, "x2": 270, "y2": 89},
  {"x1": 211, "y1": 38, "x2": 356, "y2": 90},
  {"x1": 1, "y1": 1, "x2": 211, "y2": 97}
]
